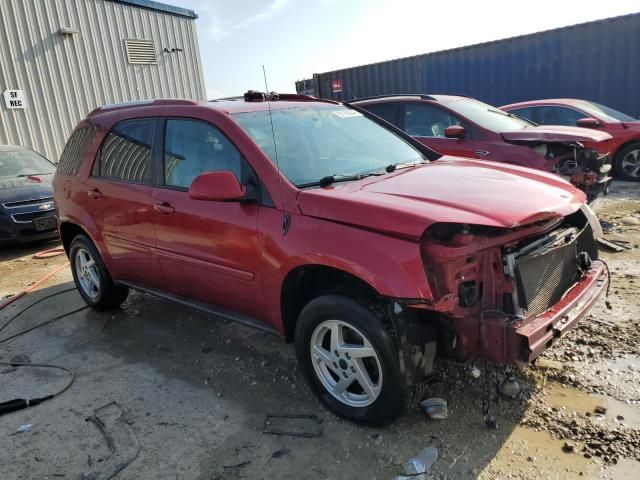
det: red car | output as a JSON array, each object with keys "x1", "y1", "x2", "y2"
[
  {"x1": 501, "y1": 99, "x2": 640, "y2": 181},
  {"x1": 352, "y1": 95, "x2": 613, "y2": 201},
  {"x1": 53, "y1": 93, "x2": 608, "y2": 424}
]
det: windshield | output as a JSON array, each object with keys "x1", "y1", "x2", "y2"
[
  {"x1": 579, "y1": 101, "x2": 637, "y2": 123},
  {"x1": 0, "y1": 149, "x2": 55, "y2": 179},
  {"x1": 447, "y1": 99, "x2": 532, "y2": 132},
  {"x1": 233, "y1": 105, "x2": 426, "y2": 187}
]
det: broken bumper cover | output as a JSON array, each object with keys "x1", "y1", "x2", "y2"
[{"x1": 481, "y1": 260, "x2": 608, "y2": 364}]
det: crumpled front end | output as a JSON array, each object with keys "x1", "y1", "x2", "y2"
[
  {"x1": 418, "y1": 206, "x2": 608, "y2": 365},
  {"x1": 525, "y1": 141, "x2": 612, "y2": 202}
]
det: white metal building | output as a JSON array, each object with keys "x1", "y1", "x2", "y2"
[{"x1": 0, "y1": 0, "x2": 206, "y2": 162}]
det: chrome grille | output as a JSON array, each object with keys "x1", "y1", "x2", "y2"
[{"x1": 3, "y1": 196, "x2": 53, "y2": 208}]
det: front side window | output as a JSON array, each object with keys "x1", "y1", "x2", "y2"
[
  {"x1": 233, "y1": 105, "x2": 427, "y2": 187},
  {"x1": 163, "y1": 119, "x2": 243, "y2": 189},
  {"x1": 97, "y1": 119, "x2": 155, "y2": 183},
  {"x1": 403, "y1": 103, "x2": 462, "y2": 137},
  {"x1": 531, "y1": 106, "x2": 585, "y2": 126}
]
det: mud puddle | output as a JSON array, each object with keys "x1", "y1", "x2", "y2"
[
  {"x1": 543, "y1": 382, "x2": 640, "y2": 428},
  {"x1": 482, "y1": 427, "x2": 597, "y2": 479}
]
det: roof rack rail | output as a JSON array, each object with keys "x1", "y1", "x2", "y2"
[
  {"x1": 348, "y1": 94, "x2": 437, "y2": 102},
  {"x1": 88, "y1": 98, "x2": 199, "y2": 116},
  {"x1": 209, "y1": 90, "x2": 339, "y2": 104}
]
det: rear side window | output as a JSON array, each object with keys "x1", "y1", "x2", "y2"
[
  {"x1": 508, "y1": 107, "x2": 533, "y2": 122},
  {"x1": 58, "y1": 125, "x2": 97, "y2": 176},
  {"x1": 163, "y1": 119, "x2": 243, "y2": 188},
  {"x1": 361, "y1": 103, "x2": 398, "y2": 126},
  {"x1": 95, "y1": 119, "x2": 155, "y2": 184}
]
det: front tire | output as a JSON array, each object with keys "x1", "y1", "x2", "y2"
[
  {"x1": 295, "y1": 294, "x2": 408, "y2": 424},
  {"x1": 69, "y1": 235, "x2": 129, "y2": 310},
  {"x1": 614, "y1": 142, "x2": 640, "y2": 181}
]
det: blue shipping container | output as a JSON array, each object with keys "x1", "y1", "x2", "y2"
[{"x1": 296, "y1": 12, "x2": 640, "y2": 117}]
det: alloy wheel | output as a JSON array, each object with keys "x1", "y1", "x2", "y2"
[
  {"x1": 74, "y1": 247, "x2": 101, "y2": 299},
  {"x1": 310, "y1": 319, "x2": 383, "y2": 407},
  {"x1": 621, "y1": 148, "x2": 640, "y2": 178}
]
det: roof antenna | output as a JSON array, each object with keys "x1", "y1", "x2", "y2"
[{"x1": 262, "y1": 65, "x2": 290, "y2": 234}]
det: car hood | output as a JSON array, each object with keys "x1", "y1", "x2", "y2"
[
  {"x1": 0, "y1": 174, "x2": 54, "y2": 204},
  {"x1": 501, "y1": 125, "x2": 612, "y2": 143},
  {"x1": 297, "y1": 158, "x2": 585, "y2": 240}
]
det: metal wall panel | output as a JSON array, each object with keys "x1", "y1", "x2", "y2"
[
  {"x1": 301, "y1": 13, "x2": 640, "y2": 118},
  {"x1": 0, "y1": 0, "x2": 206, "y2": 161}
]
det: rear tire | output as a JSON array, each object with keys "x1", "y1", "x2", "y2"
[
  {"x1": 613, "y1": 142, "x2": 640, "y2": 181},
  {"x1": 69, "y1": 234, "x2": 129, "y2": 310},
  {"x1": 295, "y1": 294, "x2": 409, "y2": 425}
]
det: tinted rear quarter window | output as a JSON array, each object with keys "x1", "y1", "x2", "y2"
[
  {"x1": 95, "y1": 119, "x2": 155, "y2": 183},
  {"x1": 58, "y1": 125, "x2": 97, "y2": 176}
]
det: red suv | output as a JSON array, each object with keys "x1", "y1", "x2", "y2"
[
  {"x1": 501, "y1": 99, "x2": 640, "y2": 181},
  {"x1": 53, "y1": 93, "x2": 608, "y2": 424},
  {"x1": 353, "y1": 95, "x2": 613, "y2": 201}
]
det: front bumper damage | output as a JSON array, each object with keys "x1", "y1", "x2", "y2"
[
  {"x1": 389, "y1": 207, "x2": 609, "y2": 383},
  {"x1": 480, "y1": 260, "x2": 608, "y2": 364}
]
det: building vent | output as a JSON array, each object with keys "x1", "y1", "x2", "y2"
[{"x1": 124, "y1": 39, "x2": 157, "y2": 65}]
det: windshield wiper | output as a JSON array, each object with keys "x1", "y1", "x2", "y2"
[
  {"x1": 385, "y1": 160, "x2": 426, "y2": 173},
  {"x1": 298, "y1": 171, "x2": 383, "y2": 188}
]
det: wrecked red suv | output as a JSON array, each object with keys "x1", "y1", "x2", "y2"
[
  {"x1": 353, "y1": 95, "x2": 613, "y2": 202},
  {"x1": 53, "y1": 93, "x2": 608, "y2": 424}
]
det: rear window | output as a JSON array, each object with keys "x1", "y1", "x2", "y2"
[
  {"x1": 58, "y1": 125, "x2": 97, "y2": 176},
  {"x1": 94, "y1": 119, "x2": 155, "y2": 184}
]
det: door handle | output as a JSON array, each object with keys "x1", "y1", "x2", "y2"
[
  {"x1": 154, "y1": 202, "x2": 175, "y2": 214},
  {"x1": 87, "y1": 188, "x2": 102, "y2": 199}
]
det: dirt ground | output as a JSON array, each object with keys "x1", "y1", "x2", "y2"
[{"x1": 0, "y1": 183, "x2": 638, "y2": 480}]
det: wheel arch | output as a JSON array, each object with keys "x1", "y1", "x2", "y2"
[
  {"x1": 59, "y1": 221, "x2": 92, "y2": 255},
  {"x1": 612, "y1": 138, "x2": 640, "y2": 160},
  {"x1": 280, "y1": 264, "x2": 383, "y2": 342}
]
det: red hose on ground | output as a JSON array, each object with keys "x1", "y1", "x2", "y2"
[
  {"x1": 0, "y1": 248, "x2": 69, "y2": 311},
  {"x1": 32, "y1": 247, "x2": 66, "y2": 260}
]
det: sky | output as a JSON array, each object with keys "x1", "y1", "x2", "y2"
[{"x1": 167, "y1": 0, "x2": 640, "y2": 99}]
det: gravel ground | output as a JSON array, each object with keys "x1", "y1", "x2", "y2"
[{"x1": 0, "y1": 182, "x2": 638, "y2": 479}]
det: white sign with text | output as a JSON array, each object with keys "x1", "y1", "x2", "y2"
[{"x1": 3, "y1": 90, "x2": 26, "y2": 109}]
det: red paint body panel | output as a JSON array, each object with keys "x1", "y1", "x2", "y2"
[
  {"x1": 298, "y1": 158, "x2": 583, "y2": 237},
  {"x1": 500, "y1": 125, "x2": 610, "y2": 143},
  {"x1": 53, "y1": 98, "x2": 608, "y2": 368}
]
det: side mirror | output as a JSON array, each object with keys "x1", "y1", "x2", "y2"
[
  {"x1": 576, "y1": 117, "x2": 600, "y2": 128},
  {"x1": 444, "y1": 125, "x2": 466, "y2": 139},
  {"x1": 188, "y1": 171, "x2": 254, "y2": 202}
]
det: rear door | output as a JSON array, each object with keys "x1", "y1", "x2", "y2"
[
  {"x1": 399, "y1": 102, "x2": 477, "y2": 158},
  {"x1": 87, "y1": 118, "x2": 163, "y2": 286},
  {"x1": 150, "y1": 118, "x2": 264, "y2": 318}
]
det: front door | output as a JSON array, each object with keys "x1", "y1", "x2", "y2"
[
  {"x1": 87, "y1": 118, "x2": 162, "y2": 286},
  {"x1": 151, "y1": 118, "x2": 264, "y2": 318}
]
